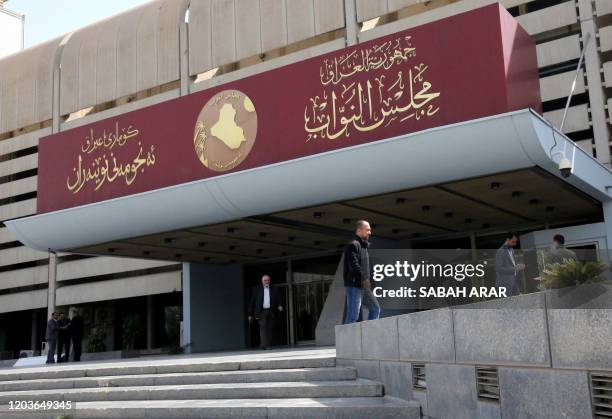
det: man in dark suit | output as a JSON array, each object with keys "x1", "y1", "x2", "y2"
[
  {"x1": 70, "y1": 310, "x2": 84, "y2": 362},
  {"x1": 495, "y1": 232, "x2": 525, "y2": 296},
  {"x1": 248, "y1": 275, "x2": 284, "y2": 349},
  {"x1": 45, "y1": 312, "x2": 59, "y2": 364},
  {"x1": 57, "y1": 312, "x2": 71, "y2": 363}
]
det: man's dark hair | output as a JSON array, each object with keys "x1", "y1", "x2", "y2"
[
  {"x1": 52, "y1": 312, "x2": 59, "y2": 316},
  {"x1": 505, "y1": 232, "x2": 519, "y2": 240},
  {"x1": 355, "y1": 220, "x2": 369, "y2": 230},
  {"x1": 553, "y1": 234, "x2": 565, "y2": 245}
]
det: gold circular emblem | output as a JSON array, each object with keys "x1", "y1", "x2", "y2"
[{"x1": 193, "y1": 89, "x2": 257, "y2": 172}]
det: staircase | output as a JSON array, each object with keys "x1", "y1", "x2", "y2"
[{"x1": 0, "y1": 352, "x2": 420, "y2": 418}]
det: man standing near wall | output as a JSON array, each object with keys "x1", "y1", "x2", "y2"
[
  {"x1": 70, "y1": 309, "x2": 84, "y2": 362},
  {"x1": 547, "y1": 234, "x2": 578, "y2": 265},
  {"x1": 248, "y1": 275, "x2": 284, "y2": 350},
  {"x1": 57, "y1": 312, "x2": 71, "y2": 362},
  {"x1": 495, "y1": 232, "x2": 525, "y2": 297},
  {"x1": 343, "y1": 220, "x2": 380, "y2": 324},
  {"x1": 44, "y1": 312, "x2": 59, "y2": 364}
]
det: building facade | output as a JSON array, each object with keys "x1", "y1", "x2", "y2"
[
  {"x1": 0, "y1": 0, "x2": 24, "y2": 59},
  {"x1": 0, "y1": 0, "x2": 611, "y2": 360}
]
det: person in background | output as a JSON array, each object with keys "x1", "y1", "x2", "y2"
[
  {"x1": 70, "y1": 309, "x2": 84, "y2": 362},
  {"x1": 248, "y1": 275, "x2": 284, "y2": 350},
  {"x1": 45, "y1": 312, "x2": 59, "y2": 364},
  {"x1": 57, "y1": 312, "x2": 71, "y2": 363},
  {"x1": 343, "y1": 220, "x2": 380, "y2": 324},
  {"x1": 495, "y1": 232, "x2": 525, "y2": 297},
  {"x1": 547, "y1": 234, "x2": 577, "y2": 265}
]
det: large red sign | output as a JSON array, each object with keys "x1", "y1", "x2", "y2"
[{"x1": 37, "y1": 4, "x2": 540, "y2": 213}]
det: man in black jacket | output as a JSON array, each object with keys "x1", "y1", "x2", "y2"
[
  {"x1": 248, "y1": 275, "x2": 284, "y2": 349},
  {"x1": 57, "y1": 312, "x2": 71, "y2": 363},
  {"x1": 70, "y1": 310, "x2": 84, "y2": 362},
  {"x1": 343, "y1": 220, "x2": 380, "y2": 324}
]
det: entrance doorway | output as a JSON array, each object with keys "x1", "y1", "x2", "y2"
[
  {"x1": 243, "y1": 253, "x2": 341, "y2": 348},
  {"x1": 293, "y1": 273, "x2": 334, "y2": 344}
]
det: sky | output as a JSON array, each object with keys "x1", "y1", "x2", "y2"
[{"x1": 8, "y1": 0, "x2": 153, "y2": 48}]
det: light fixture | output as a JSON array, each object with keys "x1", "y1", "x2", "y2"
[
  {"x1": 256, "y1": 249, "x2": 263, "y2": 254},
  {"x1": 343, "y1": 218, "x2": 351, "y2": 224},
  {"x1": 314, "y1": 240, "x2": 321, "y2": 246},
  {"x1": 511, "y1": 191, "x2": 522, "y2": 198},
  {"x1": 259, "y1": 232, "x2": 267, "y2": 238},
  {"x1": 490, "y1": 182, "x2": 501, "y2": 190},
  {"x1": 482, "y1": 223, "x2": 491, "y2": 228},
  {"x1": 288, "y1": 236, "x2": 295, "y2": 241},
  {"x1": 546, "y1": 206, "x2": 555, "y2": 212},
  {"x1": 464, "y1": 218, "x2": 473, "y2": 223},
  {"x1": 392, "y1": 228, "x2": 400, "y2": 234},
  {"x1": 143, "y1": 250, "x2": 150, "y2": 256},
  {"x1": 108, "y1": 248, "x2": 115, "y2": 253},
  {"x1": 175, "y1": 253, "x2": 182, "y2": 259},
  {"x1": 421, "y1": 205, "x2": 431, "y2": 212},
  {"x1": 529, "y1": 199, "x2": 539, "y2": 205},
  {"x1": 229, "y1": 245, "x2": 236, "y2": 250},
  {"x1": 227, "y1": 227, "x2": 235, "y2": 233},
  {"x1": 396, "y1": 198, "x2": 406, "y2": 204},
  {"x1": 198, "y1": 241, "x2": 206, "y2": 247},
  {"x1": 164, "y1": 238, "x2": 173, "y2": 244},
  {"x1": 445, "y1": 212, "x2": 454, "y2": 218},
  {"x1": 313, "y1": 212, "x2": 323, "y2": 219}
]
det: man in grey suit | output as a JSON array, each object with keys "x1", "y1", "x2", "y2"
[
  {"x1": 45, "y1": 312, "x2": 60, "y2": 364},
  {"x1": 495, "y1": 232, "x2": 525, "y2": 297}
]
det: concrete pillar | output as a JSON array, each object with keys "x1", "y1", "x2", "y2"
[
  {"x1": 146, "y1": 295, "x2": 154, "y2": 350},
  {"x1": 577, "y1": 0, "x2": 611, "y2": 166},
  {"x1": 344, "y1": 0, "x2": 358, "y2": 46},
  {"x1": 603, "y1": 201, "x2": 612, "y2": 258},
  {"x1": 179, "y1": 0, "x2": 191, "y2": 96},
  {"x1": 183, "y1": 262, "x2": 246, "y2": 353},
  {"x1": 30, "y1": 310, "x2": 37, "y2": 351},
  {"x1": 181, "y1": 262, "x2": 191, "y2": 353},
  {"x1": 47, "y1": 253, "x2": 57, "y2": 319},
  {"x1": 286, "y1": 260, "x2": 295, "y2": 345}
]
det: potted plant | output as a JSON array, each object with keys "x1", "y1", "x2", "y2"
[
  {"x1": 87, "y1": 324, "x2": 107, "y2": 353},
  {"x1": 121, "y1": 314, "x2": 141, "y2": 350},
  {"x1": 539, "y1": 259, "x2": 608, "y2": 290}
]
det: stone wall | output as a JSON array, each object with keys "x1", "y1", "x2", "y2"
[{"x1": 335, "y1": 284, "x2": 612, "y2": 418}]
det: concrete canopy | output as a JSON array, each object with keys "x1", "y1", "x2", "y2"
[{"x1": 5, "y1": 109, "x2": 612, "y2": 257}]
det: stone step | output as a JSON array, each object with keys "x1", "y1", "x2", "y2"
[
  {"x1": 0, "y1": 356, "x2": 336, "y2": 382},
  {"x1": 0, "y1": 397, "x2": 421, "y2": 419},
  {"x1": 0, "y1": 367, "x2": 357, "y2": 392},
  {"x1": 0, "y1": 379, "x2": 382, "y2": 403}
]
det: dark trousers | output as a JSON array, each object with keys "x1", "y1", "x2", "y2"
[
  {"x1": 58, "y1": 335, "x2": 70, "y2": 362},
  {"x1": 46, "y1": 339, "x2": 57, "y2": 363},
  {"x1": 72, "y1": 337, "x2": 82, "y2": 362},
  {"x1": 257, "y1": 309, "x2": 275, "y2": 348}
]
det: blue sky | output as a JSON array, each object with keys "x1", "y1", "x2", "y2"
[{"x1": 8, "y1": 0, "x2": 152, "y2": 48}]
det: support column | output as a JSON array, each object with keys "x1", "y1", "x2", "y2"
[
  {"x1": 147, "y1": 295, "x2": 154, "y2": 350},
  {"x1": 47, "y1": 253, "x2": 57, "y2": 319},
  {"x1": 181, "y1": 262, "x2": 191, "y2": 353},
  {"x1": 183, "y1": 262, "x2": 245, "y2": 353},
  {"x1": 287, "y1": 259, "x2": 295, "y2": 345},
  {"x1": 603, "y1": 201, "x2": 612, "y2": 266},
  {"x1": 30, "y1": 310, "x2": 37, "y2": 351},
  {"x1": 577, "y1": 0, "x2": 611, "y2": 166},
  {"x1": 179, "y1": 0, "x2": 191, "y2": 96},
  {"x1": 344, "y1": 0, "x2": 358, "y2": 46}
]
